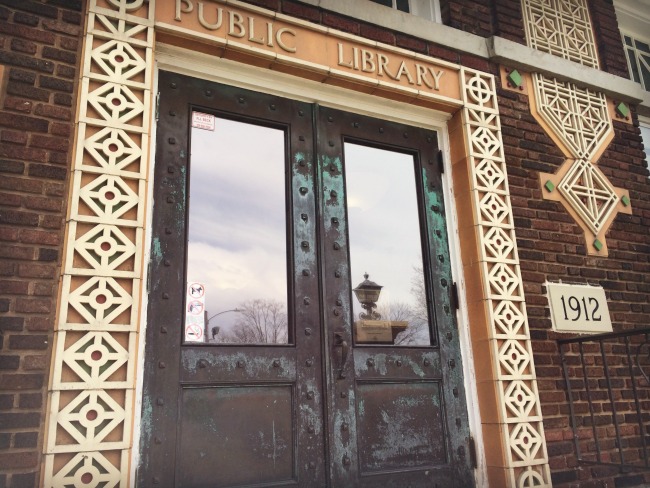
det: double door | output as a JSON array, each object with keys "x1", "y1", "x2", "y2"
[{"x1": 139, "y1": 72, "x2": 474, "y2": 487}]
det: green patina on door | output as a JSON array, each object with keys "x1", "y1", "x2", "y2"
[{"x1": 139, "y1": 71, "x2": 474, "y2": 487}]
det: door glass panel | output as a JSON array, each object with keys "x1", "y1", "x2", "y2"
[
  {"x1": 186, "y1": 114, "x2": 289, "y2": 344},
  {"x1": 344, "y1": 142, "x2": 431, "y2": 346}
]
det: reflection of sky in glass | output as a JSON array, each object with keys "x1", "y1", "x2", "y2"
[
  {"x1": 345, "y1": 142, "x2": 430, "y2": 345},
  {"x1": 187, "y1": 116, "x2": 287, "y2": 337}
]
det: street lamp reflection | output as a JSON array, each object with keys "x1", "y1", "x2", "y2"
[
  {"x1": 353, "y1": 273, "x2": 383, "y2": 320},
  {"x1": 204, "y1": 308, "x2": 242, "y2": 343}
]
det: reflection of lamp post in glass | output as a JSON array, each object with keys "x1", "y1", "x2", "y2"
[
  {"x1": 353, "y1": 273, "x2": 383, "y2": 320},
  {"x1": 204, "y1": 308, "x2": 242, "y2": 342}
]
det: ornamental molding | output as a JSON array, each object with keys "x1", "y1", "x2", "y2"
[
  {"x1": 43, "y1": 0, "x2": 154, "y2": 485},
  {"x1": 520, "y1": 0, "x2": 632, "y2": 255}
]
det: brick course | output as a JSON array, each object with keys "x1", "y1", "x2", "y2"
[{"x1": 0, "y1": 1, "x2": 84, "y2": 486}]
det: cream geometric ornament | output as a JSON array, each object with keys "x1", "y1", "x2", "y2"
[
  {"x1": 558, "y1": 159, "x2": 619, "y2": 234},
  {"x1": 459, "y1": 68, "x2": 551, "y2": 486},
  {"x1": 521, "y1": 0, "x2": 633, "y2": 255},
  {"x1": 532, "y1": 74, "x2": 611, "y2": 160},
  {"x1": 44, "y1": 0, "x2": 154, "y2": 481},
  {"x1": 522, "y1": 0, "x2": 599, "y2": 69}
]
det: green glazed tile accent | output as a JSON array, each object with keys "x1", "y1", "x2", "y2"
[
  {"x1": 593, "y1": 239, "x2": 603, "y2": 251},
  {"x1": 621, "y1": 194, "x2": 630, "y2": 207},
  {"x1": 507, "y1": 69, "x2": 523, "y2": 88},
  {"x1": 615, "y1": 102, "x2": 630, "y2": 118},
  {"x1": 544, "y1": 180, "x2": 555, "y2": 192}
]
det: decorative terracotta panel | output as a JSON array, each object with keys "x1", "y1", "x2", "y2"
[
  {"x1": 42, "y1": 0, "x2": 154, "y2": 485},
  {"x1": 460, "y1": 68, "x2": 551, "y2": 487}
]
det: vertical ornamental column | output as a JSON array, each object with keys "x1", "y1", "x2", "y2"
[
  {"x1": 457, "y1": 68, "x2": 551, "y2": 487},
  {"x1": 43, "y1": 0, "x2": 154, "y2": 485}
]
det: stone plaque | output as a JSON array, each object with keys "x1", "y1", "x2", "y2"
[{"x1": 547, "y1": 282, "x2": 612, "y2": 333}]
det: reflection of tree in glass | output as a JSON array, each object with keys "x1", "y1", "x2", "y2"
[
  {"x1": 391, "y1": 266, "x2": 430, "y2": 345},
  {"x1": 224, "y1": 299, "x2": 288, "y2": 344}
]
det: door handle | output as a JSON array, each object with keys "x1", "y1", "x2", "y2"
[{"x1": 334, "y1": 331, "x2": 349, "y2": 379}]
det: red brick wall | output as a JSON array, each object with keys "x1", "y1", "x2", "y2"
[
  {"x1": 589, "y1": 0, "x2": 631, "y2": 79},
  {"x1": 0, "y1": 1, "x2": 84, "y2": 486},
  {"x1": 439, "y1": 0, "x2": 495, "y2": 38},
  {"x1": 497, "y1": 79, "x2": 650, "y2": 487}
]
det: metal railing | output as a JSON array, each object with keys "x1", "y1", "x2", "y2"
[{"x1": 558, "y1": 327, "x2": 650, "y2": 470}]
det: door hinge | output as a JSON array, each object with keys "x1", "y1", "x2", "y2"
[
  {"x1": 451, "y1": 282, "x2": 459, "y2": 310},
  {"x1": 469, "y1": 436, "x2": 478, "y2": 469},
  {"x1": 155, "y1": 91, "x2": 160, "y2": 121},
  {"x1": 437, "y1": 149, "x2": 444, "y2": 174}
]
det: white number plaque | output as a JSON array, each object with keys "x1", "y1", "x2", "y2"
[{"x1": 547, "y1": 283, "x2": 612, "y2": 333}]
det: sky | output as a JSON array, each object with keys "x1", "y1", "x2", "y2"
[{"x1": 184, "y1": 115, "x2": 429, "y2": 343}]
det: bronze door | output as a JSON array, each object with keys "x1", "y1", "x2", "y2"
[{"x1": 139, "y1": 72, "x2": 474, "y2": 487}]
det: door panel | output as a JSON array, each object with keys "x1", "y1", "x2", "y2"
[
  {"x1": 140, "y1": 73, "x2": 473, "y2": 487},
  {"x1": 356, "y1": 381, "x2": 446, "y2": 472},
  {"x1": 177, "y1": 384, "x2": 295, "y2": 487},
  {"x1": 140, "y1": 72, "x2": 324, "y2": 487},
  {"x1": 317, "y1": 106, "x2": 474, "y2": 487}
]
